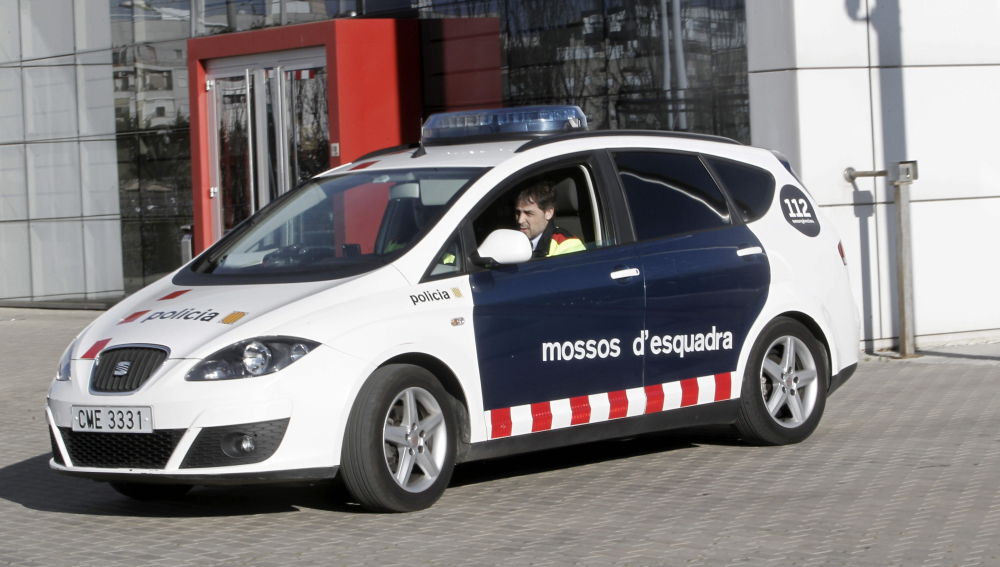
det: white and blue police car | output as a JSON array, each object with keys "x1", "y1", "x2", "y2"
[{"x1": 47, "y1": 106, "x2": 859, "y2": 511}]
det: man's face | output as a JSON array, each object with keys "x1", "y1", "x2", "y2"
[{"x1": 515, "y1": 198, "x2": 554, "y2": 240}]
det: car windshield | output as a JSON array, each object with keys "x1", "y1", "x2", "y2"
[{"x1": 184, "y1": 167, "x2": 485, "y2": 282}]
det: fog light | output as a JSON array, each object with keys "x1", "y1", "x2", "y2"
[{"x1": 221, "y1": 432, "x2": 258, "y2": 458}]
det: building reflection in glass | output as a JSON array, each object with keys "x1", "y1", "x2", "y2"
[{"x1": 105, "y1": 0, "x2": 746, "y2": 293}]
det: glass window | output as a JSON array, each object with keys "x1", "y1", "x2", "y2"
[
  {"x1": 111, "y1": 0, "x2": 135, "y2": 47},
  {"x1": 138, "y1": 126, "x2": 191, "y2": 216},
  {"x1": 0, "y1": 222, "x2": 31, "y2": 299},
  {"x1": 289, "y1": 1, "x2": 360, "y2": 23},
  {"x1": 75, "y1": 1, "x2": 112, "y2": 51},
  {"x1": 427, "y1": 234, "x2": 464, "y2": 279},
  {"x1": 29, "y1": 220, "x2": 85, "y2": 297},
  {"x1": 77, "y1": 51, "x2": 116, "y2": 138},
  {"x1": 134, "y1": 0, "x2": 192, "y2": 44},
  {"x1": 0, "y1": 145, "x2": 28, "y2": 221},
  {"x1": 202, "y1": 0, "x2": 274, "y2": 34},
  {"x1": 0, "y1": 68, "x2": 23, "y2": 144},
  {"x1": 471, "y1": 163, "x2": 602, "y2": 259},
  {"x1": 614, "y1": 150, "x2": 730, "y2": 240},
  {"x1": 80, "y1": 140, "x2": 120, "y2": 217},
  {"x1": 188, "y1": 167, "x2": 484, "y2": 281},
  {"x1": 26, "y1": 141, "x2": 82, "y2": 219},
  {"x1": 23, "y1": 58, "x2": 78, "y2": 141},
  {"x1": 135, "y1": 41, "x2": 189, "y2": 127},
  {"x1": 0, "y1": 1, "x2": 20, "y2": 64},
  {"x1": 283, "y1": 67, "x2": 329, "y2": 187},
  {"x1": 705, "y1": 156, "x2": 774, "y2": 223},
  {"x1": 21, "y1": 0, "x2": 74, "y2": 59},
  {"x1": 496, "y1": 0, "x2": 748, "y2": 142}
]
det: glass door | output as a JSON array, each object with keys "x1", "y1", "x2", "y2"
[{"x1": 206, "y1": 48, "x2": 329, "y2": 239}]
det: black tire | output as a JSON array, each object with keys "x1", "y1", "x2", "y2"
[
  {"x1": 735, "y1": 317, "x2": 829, "y2": 445},
  {"x1": 109, "y1": 482, "x2": 192, "y2": 501},
  {"x1": 340, "y1": 364, "x2": 457, "y2": 512}
]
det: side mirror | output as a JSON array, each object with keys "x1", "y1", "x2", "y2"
[{"x1": 474, "y1": 229, "x2": 532, "y2": 266}]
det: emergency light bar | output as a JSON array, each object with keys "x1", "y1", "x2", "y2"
[{"x1": 421, "y1": 105, "x2": 588, "y2": 145}]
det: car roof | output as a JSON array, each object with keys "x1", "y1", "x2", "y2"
[{"x1": 317, "y1": 130, "x2": 777, "y2": 177}]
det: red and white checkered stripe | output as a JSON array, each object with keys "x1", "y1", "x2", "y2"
[{"x1": 487, "y1": 372, "x2": 738, "y2": 439}]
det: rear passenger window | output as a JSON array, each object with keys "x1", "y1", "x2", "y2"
[
  {"x1": 705, "y1": 157, "x2": 775, "y2": 223},
  {"x1": 613, "y1": 151, "x2": 731, "y2": 240}
]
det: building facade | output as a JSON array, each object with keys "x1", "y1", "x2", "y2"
[
  {"x1": 0, "y1": 0, "x2": 746, "y2": 300},
  {"x1": 2, "y1": 0, "x2": 996, "y2": 347},
  {"x1": 747, "y1": 1, "x2": 1000, "y2": 348}
]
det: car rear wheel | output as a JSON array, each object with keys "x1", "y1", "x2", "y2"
[
  {"x1": 735, "y1": 317, "x2": 829, "y2": 445},
  {"x1": 109, "y1": 482, "x2": 192, "y2": 501},
  {"x1": 340, "y1": 364, "x2": 457, "y2": 512}
]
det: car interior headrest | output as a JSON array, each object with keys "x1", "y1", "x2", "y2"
[
  {"x1": 553, "y1": 177, "x2": 578, "y2": 213},
  {"x1": 420, "y1": 179, "x2": 466, "y2": 206},
  {"x1": 389, "y1": 182, "x2": 419, "y2": 200}
]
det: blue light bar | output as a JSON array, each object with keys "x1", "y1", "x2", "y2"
[{"x1": 421, "y1": 105, "x2": 588, "y2": 144}]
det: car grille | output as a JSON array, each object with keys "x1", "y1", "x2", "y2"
[
  {"x1": 57, "y1": 427, "x2": 185, "y2": 469},
  {"x1": 90, "y1": 346, "x2": 168, "y2": 393}
]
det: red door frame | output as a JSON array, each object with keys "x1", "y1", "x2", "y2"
[{"x1": 187, "y1": 19, "x2": 422, "y2": 253}]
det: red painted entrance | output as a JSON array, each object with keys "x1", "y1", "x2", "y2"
[{"x1": 187, "y1": 19, "x2": 421, "y2": 253}]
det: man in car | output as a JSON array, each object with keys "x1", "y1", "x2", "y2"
[{"x1": 515, "y1": 181, "x2": 586, "y2": 258}]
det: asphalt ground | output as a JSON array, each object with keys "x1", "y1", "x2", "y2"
[{"x1": 1, "y1": 307, "x2": 998, "y2": 566}]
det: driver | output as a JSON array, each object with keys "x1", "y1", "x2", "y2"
[{"x1": 514, "y1": 180, "x2": 586, "y2": 258}]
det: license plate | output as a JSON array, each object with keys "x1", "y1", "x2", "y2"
[{"x1": 71, "y1": 406, "x2": 153, "y2": 434}]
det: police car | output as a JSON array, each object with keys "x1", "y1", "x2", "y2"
[{"x1": 47, "y1": 106, "x2": 859, "y2": 512}]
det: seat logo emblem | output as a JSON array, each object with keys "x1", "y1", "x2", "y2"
[{"x1": 113, "y1": 361, "x2": 132, "y2": 377}]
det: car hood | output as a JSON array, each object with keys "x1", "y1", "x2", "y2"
[{"x1": 71, "y1": 267, "x2": 408, "y2": 361}]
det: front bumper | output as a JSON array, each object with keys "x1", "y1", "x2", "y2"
[
  {"x1": 46, "y1": 344, "x2": 361, "y2": 483},
  {"x1": 53, "y1": 464, "x2": 339, "y2": 486}
]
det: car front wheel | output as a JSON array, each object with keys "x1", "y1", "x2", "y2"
[{"x1": 340, "y1": 364, "x2": 457, "y2": 512}]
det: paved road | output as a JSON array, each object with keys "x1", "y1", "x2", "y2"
[{"x1": 2, "y1": 307, "x2": 998, "y2": 566}]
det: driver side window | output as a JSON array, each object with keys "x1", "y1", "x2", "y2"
[{"x1": 471, "y1": 163, "x2": 604, "y2": 260}]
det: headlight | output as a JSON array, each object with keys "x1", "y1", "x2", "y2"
[
  {"x1": 55, "y1": 340, "x2": 75, "y2": 381},
  {"x1": 185, "y1": 337, "x2": 319, "y2": 381}
]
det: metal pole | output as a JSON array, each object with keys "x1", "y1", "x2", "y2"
[
  {"x1": 894, "y1": 177, "x2": 916, "y2": 357},
  {"x1": 844, "y1": 161, "x2": 919, "y2": 357}
]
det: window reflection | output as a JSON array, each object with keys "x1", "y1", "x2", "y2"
[
  {"x1": 420, "y1": 0, "x2": 748, "y2": 141},
  {"x1": 286, "y1": 67, "x2": 329, "y2": 186},
  {"x1": 110, "y1": 1, "x2": 135, "y2": 47},
  {"x1": 136, "y1": 41, "x2": 189, "y2": 128},
  {"x1": 216, "y1": 75, "x2": 253, "y2": 232},
  {"x1": 202, "y1": 0, "x2": 272, "y2": 33},
  {"x1": 115, "y1": 39, "x2": 191, "y2": 292},
  {"x1": 134, "y1": 0, "x2": 193, "y2": 42},
  {"x1": 109, "y1": 0, "x2": 748, "y2": 294}
]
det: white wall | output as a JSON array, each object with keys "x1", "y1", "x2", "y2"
[{"x1": 747, "y1": 0, "x2": 1000, "y2": 348}]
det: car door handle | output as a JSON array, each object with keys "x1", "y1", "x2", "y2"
[
  {"x1": 736, "y1": 246, "x2": 764, "y2": 257},
  {"x1": 610, "y1": 267, "x2": 641, "y2": 280}
]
